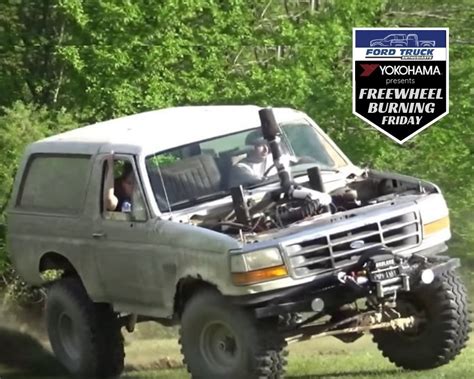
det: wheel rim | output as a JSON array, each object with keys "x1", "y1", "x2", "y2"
[
  {"x1": 58, "y1": 312, "x2": 80, "y2": 360},
  {"x1": 199, "y1": 321, "x2": 239, "y2": 371}
]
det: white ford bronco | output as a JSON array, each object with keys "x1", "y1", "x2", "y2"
[{"x1": 7, "y1": 106, "x2": 470, "y2": 378}]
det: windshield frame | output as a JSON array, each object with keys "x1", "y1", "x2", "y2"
[{"x1": 143, "y1": 118, "x2": 353, "y2": 215}]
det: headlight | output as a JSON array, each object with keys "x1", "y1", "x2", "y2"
[
  {"x1": 418, "y1": 194, "x2": 451, "y2": 239},
  {"x1": 230, "y1": 248, "x2": 288, "y2": 285}
]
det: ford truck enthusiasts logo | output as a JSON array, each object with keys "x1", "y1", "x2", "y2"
[{"x1": 353, "y1": 28, "x2": 449, "y2": 144}]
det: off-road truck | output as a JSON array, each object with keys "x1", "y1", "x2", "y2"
[{"x1": 7, "y1": 106, "x2": 470, "y2": 378}]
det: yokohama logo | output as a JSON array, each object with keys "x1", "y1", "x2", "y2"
[
  {"x1": 360, "y1": 64, "x2": 379, "y2": 76},
  {"x1": 379, "y1": 65, "x2": 441, "y2": 75}
]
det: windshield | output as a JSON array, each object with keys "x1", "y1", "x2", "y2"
[{"x1": 146, "y1": 119, "x2": 348, "y2": 211}]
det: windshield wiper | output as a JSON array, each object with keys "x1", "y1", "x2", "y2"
[
  {"x1": 171, "y1": 190, "x2": 230, "y2": 209},
  {"x1": 292, "y1": 167, "x2": 340, "y2": 178},
  {"x1": 246, "y1": 168, "x2": 339, "y2": 189},
  {"x1": 246, "y1": 177, "x2": 281, "y2": 189}
]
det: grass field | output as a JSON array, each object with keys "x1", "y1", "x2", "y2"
[{"x1": 0, "y1": 325, "x2": 472, "y2": 379}]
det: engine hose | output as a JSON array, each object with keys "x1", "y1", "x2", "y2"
[{"x1": 276, "y1": 201, "x2": 320, "y2": 224}]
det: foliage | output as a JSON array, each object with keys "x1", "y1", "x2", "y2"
[
  {"x1": 148, "y1": 154, "x2": 180, "y2": 168},
  {"x1": 1, "y1": 267, "x2": 45, "y2": 310},
  {"x1": 0, "y1": 0, "x2": 387, "y2": 119}
]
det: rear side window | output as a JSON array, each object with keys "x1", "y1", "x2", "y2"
[{"x1": 18, "y1": 155, "x2": 91, "y2": 214}]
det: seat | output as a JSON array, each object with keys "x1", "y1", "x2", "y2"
[{"x1": 159, "y1": 154, "x2": 222, "y2": 205}]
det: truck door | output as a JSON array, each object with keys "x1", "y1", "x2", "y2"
[{"x1": 88, "y1": 154, "x2": 166, "y2": 313}]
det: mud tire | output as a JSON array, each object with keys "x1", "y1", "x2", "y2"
[
  {"x1": 373, "y1": 269, "x2": 471, "y2": 370},
  {"x1": 179, "y1": 289, "x2": 288, "y2": 378}
]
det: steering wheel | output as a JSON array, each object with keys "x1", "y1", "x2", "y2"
[
  {"x1": 263, "y1": 163, "x2": 276, "y2": 177},
  {"x1": 263, "y1": 156, "x2": 319, "y2": 178}
]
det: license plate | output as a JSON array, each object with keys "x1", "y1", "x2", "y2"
[{"x1": 370, "y1": 267, "x2": 400, "y2": 281}]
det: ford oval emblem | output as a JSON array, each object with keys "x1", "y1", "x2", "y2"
[{"x1": 350, "y1": 240, "x2": 365, "y2": 249}]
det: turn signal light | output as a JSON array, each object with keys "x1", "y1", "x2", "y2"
[
  {"x1": 423, "y1": 215, "x2": 450, "y2": 236},
  {"x1": 232, "y1": 265, "x2": 288, "y2": 286}
]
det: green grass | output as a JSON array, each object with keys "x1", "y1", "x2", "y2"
[
  {"x1": 120, "y1": 336, "x2": 474, "y2": 379},
  {"x1": 1, "y1": 332, "x2": 472, "y2": 379}
]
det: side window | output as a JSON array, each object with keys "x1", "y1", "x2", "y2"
[
  {"x1": 102, "y1": 158, "x2": 147, "y2": 221},
  {"x1": 18, "y1": 155, "x2": 90, "y2": 214}
]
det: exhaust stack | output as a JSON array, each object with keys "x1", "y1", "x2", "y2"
[{"x1": 258, "y1": 108, "x2": 292, "y2": 193}]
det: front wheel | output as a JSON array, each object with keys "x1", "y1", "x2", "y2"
[
  {"x1": 179, "y1": 289, "x2": 288, "y2": 378},
  {"x1": 373, "y1": 269, "x2": 471, "y2": 370}
]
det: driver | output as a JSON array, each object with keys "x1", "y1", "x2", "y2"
[
  {"x1": 104, "y1": 158, "x2": 135, "y2": 212},
  {"x1": 228, "y1": 131, "x2": 275, "y2": 188}
]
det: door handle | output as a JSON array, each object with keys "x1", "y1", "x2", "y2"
[{"x1": 92, "y1": 232, "x2": 106, "y2": 239}]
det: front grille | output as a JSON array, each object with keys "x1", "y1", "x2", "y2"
[{"x1": 285, "y1": 211, "x2": 421, "y2": 278}]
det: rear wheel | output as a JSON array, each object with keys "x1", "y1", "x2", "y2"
[
  {"x1": 179, "y1": 289, "x2": 288, "y2": 378},
  {"x1": 373, "y1": 269, "x2": 471, "y2": 370},
  {"x1": 46, "y1": 278, "x2": 124, "y2": 378}
]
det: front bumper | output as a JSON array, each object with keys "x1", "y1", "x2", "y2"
[{"x1": 227, "y1": 244, "x2": 458, "y2": 318}]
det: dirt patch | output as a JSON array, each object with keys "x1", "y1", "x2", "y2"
[
  {"x1": 126, "y1": 357, "x2": 183, "y2": 372},
  {"x1": 0, "y1": 300, "x2": 65, "y2": 377},
  {"x1": 0, "y1": 325, "x2": 65, "y2": 377}
]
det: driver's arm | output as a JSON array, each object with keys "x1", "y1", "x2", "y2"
[{"x1": 228, "y1": 163, "x2": 262, "y2": 188}]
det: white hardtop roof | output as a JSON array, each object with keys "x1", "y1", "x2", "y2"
[{"x1": 29, "y1": 105, "x2": 308, "y2": 156}]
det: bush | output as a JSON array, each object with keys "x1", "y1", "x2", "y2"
[{"x1": 1, "y1": 268, "x2": 45, "y2": 310}]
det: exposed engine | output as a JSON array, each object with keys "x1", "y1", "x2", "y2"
[{"x1": 196, "y1": 108, "x2": 332, "y2": 234}]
